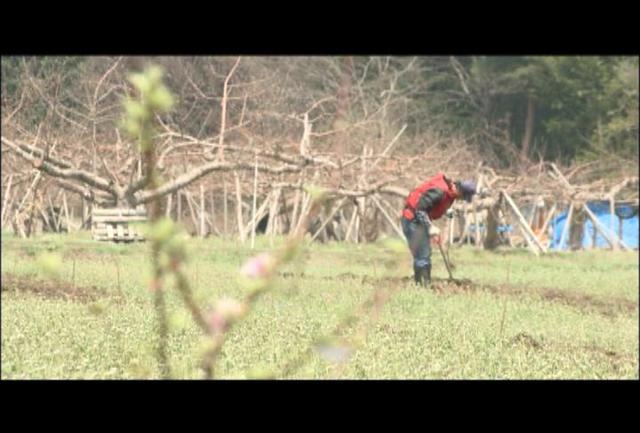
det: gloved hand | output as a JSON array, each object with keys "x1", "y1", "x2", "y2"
[
  {"x1": 445, "y1": 209, "x2": 455, "y2": 219},
  {"x1": 415, "y1": 211, "x2": 429, "y2": 227}
]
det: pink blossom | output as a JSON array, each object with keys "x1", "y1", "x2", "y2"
[
  {"x1": 206, "y1": 297, "x2": 246, "y2": 334},
  {"x1": 215, "y1": 297, "x2": 246, "y2": 319},
  {"x1": 207, "y1": 310, "x2": 227, "y2": 334},
  {"x1": 239, "y1": 253, "x2": 274, "y2": 279}
]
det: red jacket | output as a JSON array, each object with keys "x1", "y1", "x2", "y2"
[{"x1": 402, "y1": 173, "x2": 456, "y2": 221}]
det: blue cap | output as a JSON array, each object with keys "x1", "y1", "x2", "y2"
[{"x1": 459, "y1": 180, "x2": 477, "y2": 202}]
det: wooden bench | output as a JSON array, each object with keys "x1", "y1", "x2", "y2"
[{"x1": 91, "y1": 208, "x2": 147, "y2": 242}]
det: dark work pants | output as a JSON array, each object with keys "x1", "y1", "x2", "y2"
[{"x1": 401, "y1": 216, "x2": 431, "y2": 268}]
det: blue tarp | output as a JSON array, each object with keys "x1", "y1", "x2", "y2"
[
  {"x1": 468, "y1": 224, "x2": 513, "y2": 233},
  {"x1": 548, "y1": 201, "x2": 639, "y2": 250}
]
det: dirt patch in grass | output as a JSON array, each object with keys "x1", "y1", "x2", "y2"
[
  {"x1": 584, "y1": 345, "x2": 622, "y2": 360},
  {"x1": 510, "y1": 332, "x2": 544, "y2": 350},
  {"x1": 408, "y1": 277, "x2": 637, "y2": 318},
  {"x1": 290, "y1": 271, "x2": 637, "y2": 318},
  {"x1": 581, "y1": 344, "x2": 637, "y2": 367},
  {"x1": 505, "y1": 334, "x2": 636, "y2": 369},
  {"x1": 484, "y1": 283, "x2": 635, "y2": 318},
  {"x1": 280, "y1": 271, "x2": 367, "y2": 281},
  {"x1": 63, "y1": 248, "x2": 102, "y2": 260},
  {"x1": 535, "y1": 288, "x2": 637, "y2": 318},
  {"x1": 1, "y1": 272, "x2": 108, "y2": 303}
]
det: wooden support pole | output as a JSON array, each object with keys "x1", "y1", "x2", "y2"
[
  {"x1": 336, "y1": 209, "x2": 347, "y2": 241},
  {"x1": 16, "y1": 172, "x2": 42, "y2": 215},
  {"x1": 278, "y1": 190, "x2": 288, "y2": 235},
  {"x1": 70, "y1": 199, "x2": 75, "y2": 223},
  {"x1": 345, "y1": 205, "x2": 358, "y2": 243},
  {"x1": 274, "y1": 197, "x2": 282, "y2": 236},
  {"x1": 309, "y1": 197, "x2": 348, "y2": 243},
  {"x1": 184, "y1": 190, "x2": 200, "y2": 235},
  {"x1": 456, "y1": 203, "x2": 470, "y2": 246},
  {"x1": 267, "y1": 188, "x2": 280, "y2": 246},
  {"x1": 290, "y1": 114, "x2": 310, "y2": 236},
  {"x1": 549, "y1": 205, "x2": 557, "y2": 248},
  {"x1": 353, "y1": 214, "x2": 360, "y2": 244},
  {"x1": 502, "y1": 191, "x2": 546, "y2": 255},
  {"x1": 210, "y1": 189, "x2": 218, "y2": 236},
  {"x1": 199, "y1": 184, "x2": 206, "y2": 238},
  {"x1": 165, "y1": 193, "x2": 172, "y2": 218},
  {"x1": 266, "y1": 188, "x2": 279, "y2": 236},
  {"x1": 590, "y1": 221, "x2": 597, "y2": 249},
  {"x1": 582, "y1": 203, "x2": 630, "y2": 251},
  {"x1": 527, "y1": 199, "x2": 537, "y2": 229},
  {"x1": 244, "y1": 191, "x2": 272, "y2": 240},
  {"x1": 196, "y1": 189, "x2": 220, "y2": 237},
  {"x1": 223, "y1": 178, "x2": 228, "y2": 237},
  {"x1": 299, "y1": 192, "x2": 311, "y2": 230},
  {"x1": 251, "y1": 153, "x2": 258, "y2": 249},
  {"x1": 291, "y1": 189, "x2": 301, "y2": 234},
  {"x1": 609, "y1": 196, "x2": 617, "y2": 251},
  {"x1": 293, "y1": 192, "x2": 312, "y2": 235},
  {"x1": 618, "y1": 214, "x2": 623, "y2": 244},
  {"x1": 1, "y1": 174, "x2": 13, "y2": 226},
  {"x1": 370, "y1": 195, "x2": 404, "y2": 239},
  {"x1": 84, "y1": 201, "x2": 92, "y2": 230},
  {"x1": 234, "y1": 171, "x2": 246, "y2": 243},
  {"x1": 377, "y1": 196, "x2": 406, "y2": 238},
  {"x1": 359, "y1": 196, "x2": 367, "y2": 242},
  {"x1": 62, "y1": 193, "x2": 73, "y2": 231},
  {"x1": 204, "y1": 213, "x2": 220, "y2": 236},
  {"x1": 483, "y1": 198, "x2": 502, "y2": 250},
  {"x1": 176, "y1": 191, "x2": 182, "y2": 223},
  {"x1": 472, "y1": 206, "x2": 481, "y2": 248},
  {"x1": 2, "y1": 191, "x2": 17, "y2": 229},
  {"x1": 501, "y1": 201, "x2": 514, "y2": 248},
  {"x1": 39, "y1": 208, "x2": 52, "y2": 232},
  {"x1": 46, "y1": 193, "x2": 61, "y2": 232},
  {"x1": 558, "y1": 202, "x2": 574, "y2": 251},
  {"x1": 538, "y1": 203, "x2": 557, "y2": 241}
]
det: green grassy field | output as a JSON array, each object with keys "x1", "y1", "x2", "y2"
[{"x1": 1, "y1": 230, "x2": 638, "y2": 379}]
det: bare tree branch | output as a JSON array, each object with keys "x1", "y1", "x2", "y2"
[
  {"x1": 2, "y1": 137, "x2": 117, "y2": 196},
  {"x1": 135, "y1": 160, "x2": 301, "y2": 204}
]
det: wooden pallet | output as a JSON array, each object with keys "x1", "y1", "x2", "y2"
[{"x1": 91, "y1": 208, "x2": 147, "y2": 242}]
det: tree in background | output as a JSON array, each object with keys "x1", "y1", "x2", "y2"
[{"x1": 430, "y1": 56, "x2": 639, "y2": 166}]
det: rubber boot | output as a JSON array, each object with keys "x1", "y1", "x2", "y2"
[
  {"x1": 413, "y1": 265, "x2": 424, "y2": 286},
  {"x1": 423, "y1": 264, "x2": 431, "y2": 286}
]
